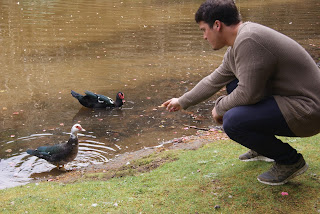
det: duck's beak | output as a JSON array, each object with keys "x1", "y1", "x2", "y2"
[{"x1": 79, "y1": 127, "x2": 86, "y2": 132}]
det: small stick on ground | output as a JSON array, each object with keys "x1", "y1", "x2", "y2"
[{"x1": 183, "y1": 124, "x2": 210, "y2": 131}]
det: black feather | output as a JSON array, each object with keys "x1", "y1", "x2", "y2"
[
  {"x1": 26, "y1": 124, "x2": 85, "y2": 167},
  {"x1": 71, "y1": 90, "x2": 125, "y2": 108}
]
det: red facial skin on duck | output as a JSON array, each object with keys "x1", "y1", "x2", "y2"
[
  {"x1": 76, "y1": 125, "x2": 85, "y2": 131},
  {"x1": 118, "y1": 92, "x2": 125, "y2": 103}
]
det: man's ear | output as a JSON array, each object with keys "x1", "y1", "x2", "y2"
[{"x1": 215, "y1": 20, "x2": 222, "y2": 31}]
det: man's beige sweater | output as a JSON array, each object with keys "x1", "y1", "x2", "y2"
[{"x1": 178, "y1": 22, "x2": 320, "y2": 137}]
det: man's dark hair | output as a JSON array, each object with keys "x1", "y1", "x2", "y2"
[{"x1": 195, "y1": 0, "x2": 241, "y2": 28}]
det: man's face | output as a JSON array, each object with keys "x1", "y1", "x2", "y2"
[{"x1": 199, "y1": 21, "x2": 224, "y2": 50}]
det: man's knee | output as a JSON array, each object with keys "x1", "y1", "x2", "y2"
[
  {"x1": 223, "y1": 106, "x2": 251, "y2": 137},
  {"x1": 223, "y1": 108, "x2": 239, "y2": 137}
]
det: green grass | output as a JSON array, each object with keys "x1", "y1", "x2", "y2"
[{"x1": 1, "y1": 135, "x2": 319, "y2": 213}]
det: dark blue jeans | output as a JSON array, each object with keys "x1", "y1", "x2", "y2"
[{"x1": 223, "y1": 79, "x2": 299, "y2": 164}]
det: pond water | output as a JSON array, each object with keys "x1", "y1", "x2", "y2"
[{"x1": 0, "y1": 0, "x2": 319, "y2": 189}]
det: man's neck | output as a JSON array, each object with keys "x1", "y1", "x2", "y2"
[{"x1": 224, "y1": 21, "x2": 242, "y2": 47}]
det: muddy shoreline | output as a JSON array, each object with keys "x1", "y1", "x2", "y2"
[{"x1": 32, "y1": 128, "x2": 228, "y2": 184}]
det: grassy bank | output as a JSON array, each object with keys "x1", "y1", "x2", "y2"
[{"x1": 1, "y1": 134, "x2": 319, "y2": 213}]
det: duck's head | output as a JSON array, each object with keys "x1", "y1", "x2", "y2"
[
  {"x1": 71, "y1": 124, "x2": 86, "y2": 135},
  {"x1": 117, "y1": 92, "x2": 125, "y2": 100},
  {"x1": 117, "y1": 92, "x2": 125, "y2": 104}
]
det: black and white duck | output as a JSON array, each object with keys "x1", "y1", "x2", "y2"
[
  {"x1": 26, "y1": 124, "x2": 86, "y2": 171},
  {"x1": 71, "y1": 90, "x2": 125, "y2": 108}
]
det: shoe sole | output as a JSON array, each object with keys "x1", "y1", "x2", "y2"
[
  {"x1": 257, "y1": 163, "x2": 309, "y2": 186},
  {"x1": 239, "y1": 156, "x2": 274, "y2": 162}
]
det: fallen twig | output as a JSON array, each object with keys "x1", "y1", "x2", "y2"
[{"x1": 183, "y1": 124, "x2": 210, "y2": 131}]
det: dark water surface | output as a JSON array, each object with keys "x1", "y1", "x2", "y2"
[{"x1": 0, "y1": 0, "x2": 319, "y2": 189}]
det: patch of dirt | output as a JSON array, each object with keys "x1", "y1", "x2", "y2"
[{"x1": 41, "y1": 127, "x2": 228, "y2": 184}]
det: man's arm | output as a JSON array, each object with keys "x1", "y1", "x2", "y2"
[
  {"x1": 162, "y1": 65, "x2": 235, "y2": 112},
  {"x1": 177, "y1": 50, "x2": 236, "y2": 109},
  {"x1": 215, "y1": 37, "x2": 277, "y2": 116},
  {"x1": 162, "y1": 49, "x2": 235, "y2": 112}
]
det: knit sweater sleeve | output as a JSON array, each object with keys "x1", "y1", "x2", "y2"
[
  {"x1": 215, "y1": 37, "x2": 277, "y2": 116},
  {"x1": 178, "y1": 49, "x2": 236, "y2": 109}
]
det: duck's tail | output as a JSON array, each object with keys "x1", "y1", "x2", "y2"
[
  {"x1": 71, "y1": 90, "x2": 83, "y2": 100},
  {"x1": 26, "y1": 149, "x2": 36, "y2": 155},
  {"x1": 26, "y1": 148, "x2": 51, "y2": 161}
]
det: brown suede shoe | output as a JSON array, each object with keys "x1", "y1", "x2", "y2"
[
  {"x1": 239, "y1": 150, "x2": 274, "y2": 162},
  {"x1": 257, "y1": 155, "x2": 308, "y2": 185}
]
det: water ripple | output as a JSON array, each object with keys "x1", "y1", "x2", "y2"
[{"x1": 0, "y1": 132, "x2": 118, "y2": 189}]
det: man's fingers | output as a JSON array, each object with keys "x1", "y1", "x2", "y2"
[{"x1": 161, "y1": 99, "x2": 172, "y2": 107}]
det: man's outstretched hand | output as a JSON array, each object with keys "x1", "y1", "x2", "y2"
[{"x1": 161, "y1": 98, "x2": 182, "y2": 112}]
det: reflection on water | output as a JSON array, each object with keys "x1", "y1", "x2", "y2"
[
  {"x1": 0, "y1": 133, "x2": 55, "y2": 189},
  {"x1": 1, "y1": 0, "x2": 319, "y2": 189},
  {"x1": 0, "y1": 132, "x2": 118, "y2": 189}
]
